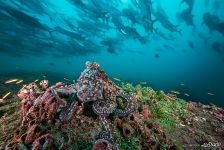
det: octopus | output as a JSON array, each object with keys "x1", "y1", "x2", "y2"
[
  {"x1": 76, "y1": 61, "x2": 137, "y2": 117},
  {"x1": 75, "y1": 61, "x2": 137, "y2": 149}
]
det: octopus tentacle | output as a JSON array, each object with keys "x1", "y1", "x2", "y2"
[
  {"x1": 98, "y1": 116, "x2": 116, "y2": 145},
  {"x1": 53, "y1": 84, "x2": 77, "y2": 97},
  {"x1": 92, "y1": 100, "x2": 117, "y2": 116},
  {"x1": 114, "y1": 90, "x2": 137, "y2": 117}
]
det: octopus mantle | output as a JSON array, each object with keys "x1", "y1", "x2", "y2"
[{"x1": 76, "y1": 61, "x2": 137, "y2": 117}]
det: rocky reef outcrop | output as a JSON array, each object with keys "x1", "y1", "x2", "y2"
[{"x1": 0, "y1": 61, "x2": 223, "y2": 150}]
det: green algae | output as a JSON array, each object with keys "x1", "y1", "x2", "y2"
[
  {"x1": 149, "y1": 98, "x2": 190, "y2": 132},
  {"x1": 18, "y1": 143, "x2": 28, "y2": 150},
  {"x1": 54, "y1": 131, "x2": 92, "y2": 150},
  {"x1": 116, "y1": 96, "x2": 128, "y2": 110},
  {"x1": 119, "y1": 83, "x2": 224, "y2": 148},
  {"x1": 126, "y1": 83, "x2": 190, "y2": 131},
  {"x1": 0, "y1": 111, "x2": 21, "y2": 147},
  {"x1": 0, "y1": 98, "x2": 21, "y2": 147},
  {"x1": 69, "y1": 138, "x2": 92, "y2": 150},
  {"x1": 114, "y1": 128, "x2": 140, "y2": 150},
  {"x1": 0, "y1": 100, "x2": 20, "y2": 115}
]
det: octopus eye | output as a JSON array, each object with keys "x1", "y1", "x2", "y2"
[{"x1": 102, "y1": 141, "x2": 108, "y2": 147}]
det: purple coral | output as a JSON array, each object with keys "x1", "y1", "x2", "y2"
[
  {"x1": 26, "y1": 90, "x2": 67, "y2": 122},
  {"x1": 19, "y1": 82, "x2": 68, "y2": 127},
  {"x1": 21, "y1": 124, "x2": 43, "y2": 145},
  {"x1": 92, "y1": 139, "x2": 112, "y2": 150}
]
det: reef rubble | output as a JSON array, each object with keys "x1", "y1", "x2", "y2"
[{"x1": 0, "y1": 61, "x2": 223, "y2": 150}]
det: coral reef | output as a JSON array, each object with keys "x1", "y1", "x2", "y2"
[{"x1": 0, "y1": 61, "x2": 223, "y2": 150}]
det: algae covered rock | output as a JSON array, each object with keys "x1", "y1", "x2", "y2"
[{"x1": 0, "y1": 61, "x2": 223, "y2": 150}]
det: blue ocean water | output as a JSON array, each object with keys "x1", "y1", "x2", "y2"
[{"x1": 0, "y1": 0, "x2": 223, "y2": 107}]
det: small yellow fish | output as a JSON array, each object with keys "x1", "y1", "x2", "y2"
[
  {"x1": 64, "y1": 77, "x2": 71, "y2": 81},
  {"x1": 16, "y1": 80, "x2": 23, "y2": 84},
  {"x1": 170, "y1": 90, "x2": 180, "y2": 95},
  {"x1": 184, "y1": 93, "x2": 190, "y2": 96},
  {"x1": 34, "y1": 79, "x2": 39, "y2": 82},
  {"x1": 140, "y1": 82, "x2": 147, "y2": 84},
  {"x1": 5, "y1": 79, "x2": 18, "y2": 84},
  {"x1": 179, "y1": 123, "x2": 185, "y2": 127},
  {"x1": 113, "y1": 77, "x2": 121, "y2": 81},
  {"x1": 208, "y1": 92, "x2": 214, "y2": 96},
  {"x1": 2, "y1": 92, "x2": 11, "y2": 100}
]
